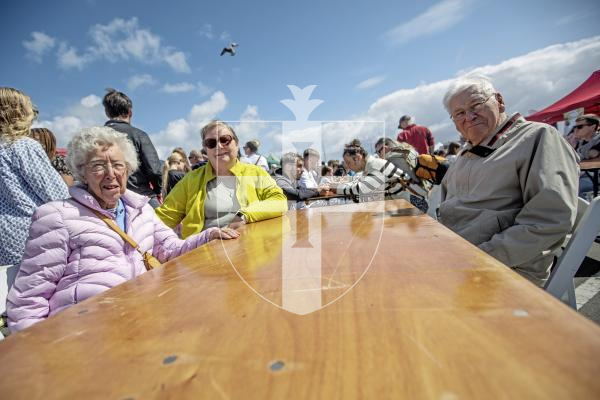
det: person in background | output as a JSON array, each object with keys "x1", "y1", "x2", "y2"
[
  {"x1": 445, "y1": 142, "x2": 461, "y2": 163},
  {"x1": 396, "y1": 115, "x2": 435, "y2": 155},
  {"x1": 440, "y1": 75, "x2": 578, "y2": 286},
  {"x1": 103, "y1": 88, "x2": 162, "y2": 208},
  {"x1": 156, "y1": 120, "x2": 287, "y2": 236},
  {"x1": 0, "y1": 88, "x2": 69, "y2": 302},
  {"x1": 374, "y1": 137, "x2": 430, "y2": 211},
  {"x1": 572, "y1": 114, "x2": 600, "y2": 197},
  {"x1": 320, "y1": 165, "x2": 334, "y2": 184},
  {"x1": 328, "y1": 139, "x2": 428, "y2": 212},
  {"x1": 298, "y1": 148, "x2": 322, "y2": 190},
  {"x1": 162, "y1": 150, "x2": 188, "y2": 198},
  {"x1": 240, "y1": 139, "x2": 269, "y2": 171},
  {"x1": 573, "y1": 114, "x2": 600, "y2": 160},
  {"x1": 29, "y1": 127, "x2": 74, "y2": 186},
  {"x1": 7, "y1": 126, "x2": 239, "y2": 332},
  {"x1": 170, "y1": 147, "x2": 191, "y2": 171},
  {"x1": 275, "y1": 152, "x2": 327, "y2": 209},
  {"x1": 189, "y1": 148, "x2": 208, "y2": 169}
]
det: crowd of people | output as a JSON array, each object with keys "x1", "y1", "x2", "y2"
[{"x1": 1, "y1": 74, "x2": 598, "y2": 336}]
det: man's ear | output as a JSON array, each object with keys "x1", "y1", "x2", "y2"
[{"x1": 495, "y1": 93, "x2": 506, "y2": 113}]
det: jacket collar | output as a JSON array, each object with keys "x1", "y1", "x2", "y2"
[
  {"x1": 105, "y1": 119, "x2": 131, "y2": 127},
  {"x1": 204, "y1": 159, "x2": 245, "y2": 180}
]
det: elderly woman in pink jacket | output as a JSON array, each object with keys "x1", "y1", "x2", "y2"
[{"x1": 7, "y1": 126, "x2": 239, "y2": 332}]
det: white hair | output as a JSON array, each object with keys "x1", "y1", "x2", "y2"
[
  {"x1": 67, "y1": 126, "x2": 139, "y2": 181},
  {"x1": 443, "y1": 74, "x2": 497, "y2": 113}
]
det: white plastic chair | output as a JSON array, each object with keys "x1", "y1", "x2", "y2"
[{"x1": 544, "y1": 196, "x2": 600, "y2": 308}]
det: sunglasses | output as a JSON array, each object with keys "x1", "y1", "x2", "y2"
[
  {"x1": 574, "y1": 124, "x2": 592, "y2": 130},
  {"x1": 204, "y1": 135, "x2": 233, "y2": 149}
]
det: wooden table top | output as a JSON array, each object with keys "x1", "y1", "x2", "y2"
[
  {"x1": 1, "y1": 199, "x2": 600, "y2": 399},
  {"x1": 581, "y1": 157, "x2": 600, "y2": 170}
]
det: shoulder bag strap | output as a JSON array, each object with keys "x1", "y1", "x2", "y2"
[{"x1": 73, "y1": 199, "x2": 141, "y2": 252}]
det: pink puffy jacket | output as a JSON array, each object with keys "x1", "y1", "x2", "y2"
[{"x1": 8, "y1": 186, "x2": 217, "y2": 332}]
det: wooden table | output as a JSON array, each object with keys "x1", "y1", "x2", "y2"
[
  {"x1": 581, "y1": 157, "x2": 600, "y2": 197},
  {"x1": 1, "y1": 200, "x2": 600, "y2": 399}
]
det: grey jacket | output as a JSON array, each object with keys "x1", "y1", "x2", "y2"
[{"x1": 440, "y1": 114, "x2": 579, "y2": 286}]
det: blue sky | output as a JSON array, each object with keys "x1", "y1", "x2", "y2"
[{"x1": 2, "y1": 0, "x2": 600, "y2": 158}]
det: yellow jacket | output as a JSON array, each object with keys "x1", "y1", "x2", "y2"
[{"x1": 156, "y1": 160, "x2": 288, "y2": 238}]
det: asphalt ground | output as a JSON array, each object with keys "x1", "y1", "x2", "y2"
[{"x1": 574, "y1": 242, "x2": 600, "y2": 324}]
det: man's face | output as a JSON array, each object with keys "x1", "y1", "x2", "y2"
[
  {"x1": 399, "y1": 120, "x2": 409, "y2": 130},
  {"x1": 448, "y1": 90, "x2": 505, "y2": 146},
  {"x1": 573, "y1": 120, "x2": 597, "y2": 140},
  {"x1": 376, "y1": 144, "x2": 391, "y2": 158},
  {"x1": 305, "y1": 154, "x2": 319, "y2": 171}
]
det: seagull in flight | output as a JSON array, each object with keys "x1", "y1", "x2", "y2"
[{"x1": 220, "y1": 42, "x2": 239, "y2": 56}]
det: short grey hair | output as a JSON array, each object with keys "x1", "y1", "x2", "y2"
[
  {"x1": 66, "y1": 126, "x2": 139, "y2": 181},
  {"x1": 375, "y1": 137, "x2": 399, "y2": 149},
  {"x1": 443, "y1": 74, "x2": 496, "y2": 113}
]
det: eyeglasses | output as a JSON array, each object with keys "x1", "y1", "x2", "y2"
[
  {"x1": 574, "y1": 124, "x2": 592, "y2": 130},
  {"x1": 450, "y1": 94, "x2": 495, "y2": 122},
  {"x1": 204, "y1": 135, "x2": 233, "y2": 149},
  {"x1": 87, "y1": 160, "x2": 127, "y2": 174}
]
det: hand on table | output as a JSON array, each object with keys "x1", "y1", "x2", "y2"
[{"x1": 209, "y1": 227, "x2": 240, "y2": 240}]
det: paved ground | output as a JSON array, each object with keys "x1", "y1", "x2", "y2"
[{"x1": 574, "y1": 242, "x2": 600, "y2": 324}]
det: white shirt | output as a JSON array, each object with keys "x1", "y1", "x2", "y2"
[
  {"x1": 298, "y1": 168, "x2": 318, "y2": 189},
  {"x1": 240, "y1": 154, "x2": 269, "y2": 172}
]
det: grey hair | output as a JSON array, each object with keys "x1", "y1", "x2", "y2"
[
  {"x1": 443, "y1": 74, "x2": 496, "y2": 113},
  {"x1": 66, "y1": 126, "x2": 139, "y2": 181},
  {"x1": 281, "y1": 152, "x2": 301, "y2": 167},
  {"x1": 374, "y1": 137, "x2": 399, "y2": 149}
]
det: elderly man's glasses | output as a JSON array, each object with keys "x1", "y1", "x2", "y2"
[
  {"x1": 87, "y1": 160, "x2": 127, "y2": 174},
  {"x1": 204, "y1": 135, "x2": 233, "y2": 149},
  {"x1": 574, "y1": 124, "x2": 592, "y2": 130},
  {"x1": 450, "y1": 94, "x2": 495, "y2": 122}
]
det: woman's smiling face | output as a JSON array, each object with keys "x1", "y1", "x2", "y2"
[{"x1": 83, "y1": 145, "x2": 128, "y2": 209}]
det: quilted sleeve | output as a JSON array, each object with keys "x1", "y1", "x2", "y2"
[
  {"x1": 7, "y1": 204, "x2": 70, "y2": 332},
  {"x1": 151, "y1": 210, "x2": 216, "y2": 262}
]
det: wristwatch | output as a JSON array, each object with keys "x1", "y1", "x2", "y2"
[{"x1": 235, "y1": 211, "x2": 247, "y2": 224}]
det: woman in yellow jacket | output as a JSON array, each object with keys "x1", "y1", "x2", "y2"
[{"x1": 156, "y1": 120, "x2": 287, "y2": 238}]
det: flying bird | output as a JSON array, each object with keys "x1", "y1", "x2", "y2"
[{"x1": 220, "y1": 42, "x2": 239, "y2": 56}]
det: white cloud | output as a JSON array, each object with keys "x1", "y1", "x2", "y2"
[
  {"x1": 162, "y1": 81, "x2": 213, "y2": 95},
  {"x1": 163, "y1": 51, "x2": 190, "y2": 73},
  {"x1": 57, "y1": 42, "x2": 91, "y2": 70},
  {"x1": 162, "y1": 82, "x2": 196, "y2": 93},
  {"x1": 555, "y1": 12, "x2": 589, "y2": 27},
  {"x1": 356, "y1": 75, "x2": 386, "y2": 90},
  {"x1": 339, "y1": 36, "x2": 600, "y2": 154},
  {"x1": 385, "y1": 0, "x2": 474, "y2": 45},
  {"x1": 34, "y1": 94, "x2": 107, "y2": 147},
  {"x1": 54, "y1": 17, "x2": 190, "y2": 72},
  {"x1": 127, "y1": 74, "x2": 157, "y2": 90},
  {"x1": 23, "y1": 32, "x2": 56, "y2": 62},
  {"x1": 151, "y1": 91, "x2": 228, "y2": 157},
  {"x1": 198, "y1": 23, "x2": 214, "y2": 40},
  {"x1": 80, "y1": 94, "x2": 101, "y2": 108}
]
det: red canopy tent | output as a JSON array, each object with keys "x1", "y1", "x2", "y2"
[{"x1": 527, "y1": 70, "x2": 600, "y2": 124}]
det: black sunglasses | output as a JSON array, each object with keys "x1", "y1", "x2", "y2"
[
  {"x1": 204, "y1": 135, "x2": 233, "y2": 149},
  {"x1": 574, "y1": 124, "x2": 591, "y2": 130}
]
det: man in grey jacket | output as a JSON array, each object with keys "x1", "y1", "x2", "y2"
[
  {"x1": 103, "y1": 88, "x2": 163, "y2": 208},
  {"x1": 440, "y1": 75, "x2": 579, "y2": 286}
]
